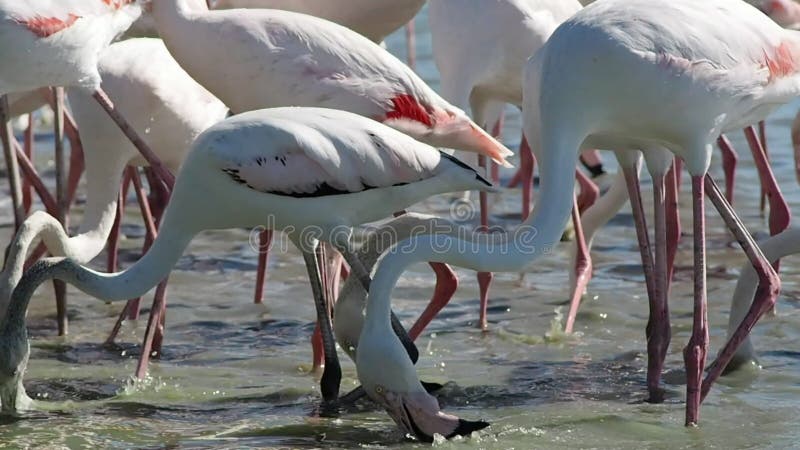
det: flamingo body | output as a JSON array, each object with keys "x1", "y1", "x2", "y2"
[{"x1": 0, "y1": 0, "x2": 140, "y2": 94}]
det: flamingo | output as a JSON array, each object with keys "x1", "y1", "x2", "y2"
[
  {"x1": 0, "y1": 106, "x2": 499, "y2": 412},
  {"x1": 147, "y1": 0, "x2": 513, "y2": 383},
  {"x1": 0, "y1": 0, "x2": 176, "y2": 195},
  {"x1": 352, "y1": 0, "x2": 795, "y2": 436},
  {"x1": 0, "y1": 37, "x2": 227, "y2": 368},
  {"x1": 429, "y1": 0, "x2": 600, "y2": 330}
]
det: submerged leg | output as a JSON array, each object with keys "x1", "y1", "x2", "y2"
[
  {"x1": 134, "y1": 278, "x2": 170, "y2": 380},
  {"x1": 477, "y1": 155, "x2": 493, "y2": 331},
  {"x1": 700, "y1": 176, "x2": 780, "y2": 402},
  {"x1": 684, "y1": 175, "x2": 709, "y2": 426}
]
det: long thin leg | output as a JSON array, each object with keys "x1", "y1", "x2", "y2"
[
  {"x1": 103, "y1": 188, "x2": 128, "y2": 347},
  {"x1": 477, "y1": 155, "x2": 493, "y2": 330},
  {"x1": 565, "y1": 195, "x2": 592, "y2": 334},
  {"x1": 575, "y1": 168, "x2": 599, "y2": 213},
  {"x1": 716, "y1": 135, "x2": 738, "y2": 204},
  {"x1": 302, "y1": 242, "x2": 341, "y2": 402},
  {"x1": 684, "y1": 175, "x2": 708, "y2": 426},
  {"x1": 91, "y1": 88, "x2": 175, "y2": 190},
  {"x1": 648, "y1": 170, "x2": 671, "y2": 403},
  {"x1": 52, "y1": 87, "x2": 68, "y2": 336},
  {"x1": 408, "y1": 262, "x2": 459, "y2": 340},
  {"x1": 758, "y1": 122, "x2": 769, "y2": 215},
  {"x1": 22, "y1": 114, "x2": 33, "y2": 214},
  {"x1": 665, "y1": 159, "x2": 681, "y2": 287},
  {"x1": 63, "y1": 108, "x2": 85, "y2": 208},
  {"x1": 743, "y1": 126, "x2": 790, "y2": 245},
  {"x1": 134, "y1": 277, "x2": 169, "y2": 380},
  {"x1": 700, "y1": 176, "x2": 780, "y2": 402},
  {"x1": 0, "y1": 95, "x2": 24, "y2": 230},
  {"x1": 253, "y1": 229, "x2": 273, "y2": 304},
  {"x1": 405, "y1": 19, "x2": 416, "y2": 71}
]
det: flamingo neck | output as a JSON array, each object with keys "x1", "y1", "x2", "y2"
[
  {"x1": 2, "y1": 209, "x2": 195, "y2": 336},
  {"x1": 0, "y1": 165, "x2": 125, "y2": 318},
  {"x1": 363, "y1": 139, "x2": 578, "y2": 333}
]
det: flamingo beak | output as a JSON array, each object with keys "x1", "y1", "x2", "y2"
[{"x1": 374, "y1": 387, "x2": 489, "y2": 442}]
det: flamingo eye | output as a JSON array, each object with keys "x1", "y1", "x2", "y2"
[{"x1": 375, "y1": 385, "x2": 384, "y2": 394}]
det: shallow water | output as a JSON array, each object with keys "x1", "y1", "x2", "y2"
[{"x1": 3, "y1": 7, "x2": 800, "y2": 449}]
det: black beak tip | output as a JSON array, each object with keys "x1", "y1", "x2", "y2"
[
  {"x1": 447, "y1": 418, "x2": 491, "y2": 439},
  {"x1": 420, "y1": 381, "x2": 444, "y2": 393}
]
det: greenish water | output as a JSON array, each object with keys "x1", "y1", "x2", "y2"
[{"x1": 3, "y1": 6, "x2": 800, "y2": 449}]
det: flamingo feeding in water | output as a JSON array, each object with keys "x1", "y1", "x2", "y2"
[
  {"x1": 0, "y1": 106, "x2": 499, "y2": 412},
  {"x1": 352, "y1": 0, "x2": 796, "y2": 437},
  {"x1": 0, "y1": 38, "x2": 227, "y2": 376},
  {"x1": 147, "y1": 0, "x2": 513, "y2": 388}
]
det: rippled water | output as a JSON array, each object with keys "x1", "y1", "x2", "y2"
[{"x1": 3, "y1": 7, "x2": 800, "y2": 449}]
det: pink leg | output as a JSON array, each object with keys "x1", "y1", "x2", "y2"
[
  {"x1": 311, "y1": 322, "x2": 324, "y2": 372},
  {"x1": 408, "y1": 262, "x2": 459, "y2": 340},
  {"x1": 0, "y1": 95, "x2": 25, "y2": 231},
  {"x1": 758, "y1": 122, "x2": 769, "y2": 215},
  {"x1": 135, "y1": 277, "x2": 170, "y2": 379},
  {"x1": 743, "y1": 126, "x2": 790, "y2": 242},
  {"x1": 716, "y1": 135, "x2": 738, "y2": 204},
  {"x1": 22, "y1": 114, "x2": 33, "y2": 214},
  {"x1": 564, "y1": 196, "x2": 592, "y2": 334},
  {"x1": 477, "y1": 155, "x2": 493, "y2": 331},
  {"x1": 700, "y1": 176, "x2": 780, "y2": 402},
  {"x1": 103, "y1": 187, "x2": 128, "y2": 347},
  {"x1": 405, "y1": 19, "x2": 416, "y2": 71},
  {"x1": 91, "y1": 88, "x2": 175, "y2": 191},
  {"x1": 665, "y1": 159, "x2": 681, "y2": 287},
  {"x1": 253, "y1": 229, "x2": 274, "y2": 304},
  {"x1": 575, "y1": 169, "x2": 599, "y2": 213},
  {"x1": 63, "y1": 108, "x2": 85, "y2": 208},
  {"x1": 684, "y1": 175, "x2": 709, "y2": 426},
  {"x1": 51, "y1": 87, "x2": 69, "y2": 336},
  {"x1": 579, "y1": 149, "x2": 606, "y2": 178},
  {"x1": 648, "y1": 169, "x2": 672, "y2": 403}
]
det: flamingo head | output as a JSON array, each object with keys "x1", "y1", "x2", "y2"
[
  {"x1": 356, "y1": 326, "x2": 489, "y2": 442},
  {"x1": 760, "y1": 0, "x2": 800, "y2": 27},
  {"x1": 0, "y1": 326, "x2": 31, "y2": 415}
]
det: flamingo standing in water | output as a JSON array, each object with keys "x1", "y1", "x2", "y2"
[
  {"x1": 146, "y1": 0, "x2": 513, "y2": 387},
  {"x1": 0, "y1": 107, "x2": 499, "y2": 410},
  {"x1": 429, "y1": 0, "x2": 600, "y2": 330},
  {"x1": 0, "y1": 38, "x2": 227, "y2": 375},
  {"x1": 353, "y1": 0, "x2": 795, "y2": 437}
]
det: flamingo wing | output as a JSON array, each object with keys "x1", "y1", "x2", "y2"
[{"x1": 212, "y1": 108, "x2": 444, "y2": 197}]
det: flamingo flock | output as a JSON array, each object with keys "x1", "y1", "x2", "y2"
[{"x1": 0, "y1": 0, "x2": 799, "y2": 443}]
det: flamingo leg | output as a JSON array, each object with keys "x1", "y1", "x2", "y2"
[
  {"x1": 564, "y1": 194, "x2": 592, "y2": 334},
  {"x1": 684, "y1": 175, "x2": 708, "y2": 426},
  {"x1": 0, "y1": 95, "x2": 24, "y2": 231},
  {"x1": 51, "y1": 87, "x2": 69, "y2": 335},
  {"x1": 743, "y1": 126, "x2": 790, "y2": 254},
  {"x1": 700, "y1": 176, "x2": 780, "y2": 403},
  {"x1": 407, "y1": 262, "x2": 459, "y2": 340},
  {"x1": 103, "y1": 189, "x2": 127, "y2": 348},
  {"x1": 758, "y1": 121, "x2": 768, "y2": 215},
  {"x1": 477, "y1": 155, "x2": 493, "y2": 330},
  {"x1": 665, "y1": 159, "x2": 681, "y2": 287},
  {"x1": 579, "y1": 149, "x2": 606, "y2": 178},
  {"x1": 134, "y1": 277, "x2": 170, "y2": 380},
  {"x1": 490, "y1": 117, "x2": 503, "y2": 184},
  {"x1": 253, "y1": 229, "x2": 273, "y2": 304},
  {"x1": 575, "y1": 168, "x2": 599, "y2": 213},
  {"x1": 405, "y1": 19, "x2": 416, "y2": 71},
  {"x1": 518, "y1": 136, "x2": 534, "y2": 220},
  {"x1": 311, "y1": 321, "x2": 324, "y2": 372},
  {"x1": 649, "y1": 169, "x2": 671, "y2": 404},
  {"x1": 63, "y1": 108, "x2": 85, "y2": 208},
  {"x1": 302, "y1": 241, "x2": 341, "y2": 402},
  {"x1": 91, "y1": 88, "x2": 175, "y2": 191},
  {"x1": 22, "y1": 114, "x2": 33, "y2": 214},
  {"x1": 716, "y1": 135, "x2": 738, "y2": 204}
]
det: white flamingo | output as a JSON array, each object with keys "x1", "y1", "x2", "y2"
[
  {"x1": 353, "y1": 0, "x2": 795, "y2": 437},
  {"x1": 0, "y1": 106, "x2": 499, "y2": 412},
  {"x1": 0, "y1": 38, "x2": 226, "y2": 359}
]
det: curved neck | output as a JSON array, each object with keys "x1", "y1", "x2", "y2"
[
  {"x1": 2, "y1": 212, "x2": 195, "y2": 336},
  {"x1": 0, "y1": 165, "x2": 125, "y2": 316},
  {"x1": 364, "y1": 132, "x2": 580, "y2": 331}
]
